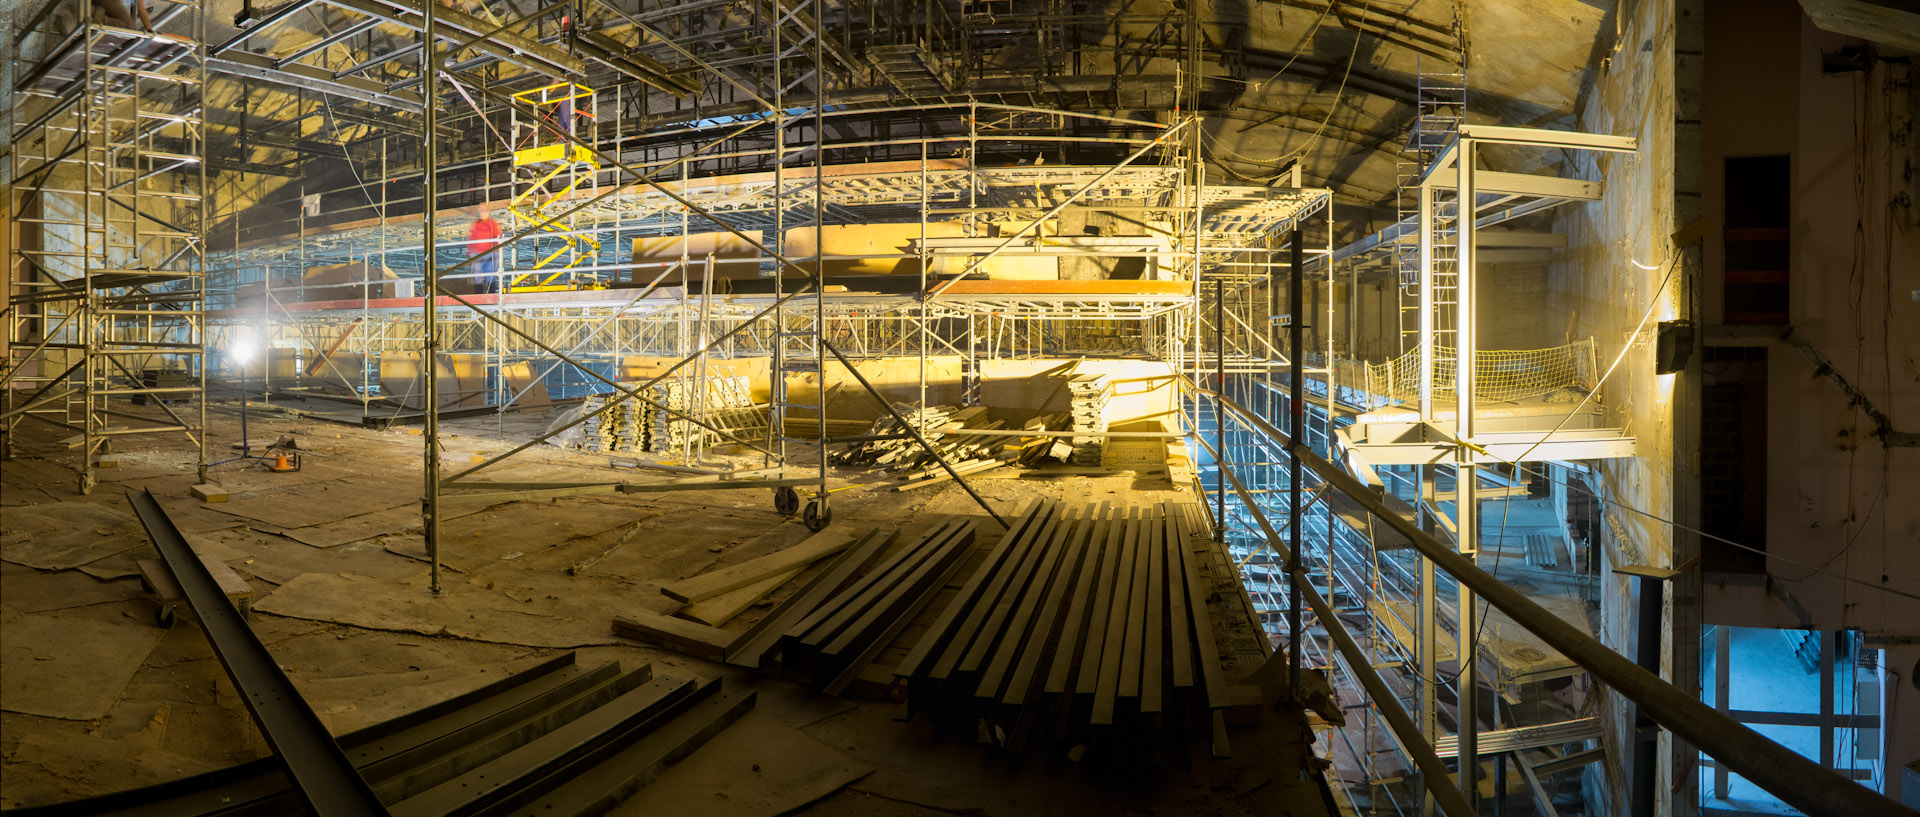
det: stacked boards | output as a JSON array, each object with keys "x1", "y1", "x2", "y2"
[
  {"x1": 38, "y1": 654, "x2": 758, "y2": 817},
  {"x1": 1012, "y1": 411, "x2": 1074, "y2": 466},
  {"x1": 890, "y1": 499, "x2": 1233, "y2": 754},
  {"x1": 579, "y1": 376, "x2": 764, "y2": 454},
  {"x1": 834, "y1": 405, "x2": 978, "y2": 470},
  {"x1": 725, "y1": 524, "x2": 978, "y2": 695},
  {"x1": 1064, "y1": 374, "x2": 1112, "y2": 466}
]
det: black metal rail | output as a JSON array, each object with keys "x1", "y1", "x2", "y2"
[{"x1": 125, "y1": 488, "x2": 391, "y2": 817}]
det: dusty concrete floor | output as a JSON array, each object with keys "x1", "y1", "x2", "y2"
[{"x1": 1, "y1": 399, "x2": 1332, "y2": 816}]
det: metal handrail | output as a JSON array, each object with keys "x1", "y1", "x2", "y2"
[
  {"x1": 1186, "y1": 379, "x2": 1915, "y2": 817},
  {"x1": 1184, "y1": 393, "x2": 1476, "y2": 817}
]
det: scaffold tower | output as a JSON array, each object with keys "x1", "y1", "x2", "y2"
[
  {"x1": 5, "y1": 0, "x2": 210, "y2": 493},
  {"x1": 508, "y1": 82, "x2": 602, "y2": 292}
]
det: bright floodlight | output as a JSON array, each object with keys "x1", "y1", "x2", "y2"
[{"x1": 230, "y1": 326, "x2": 259, "y2": 364}]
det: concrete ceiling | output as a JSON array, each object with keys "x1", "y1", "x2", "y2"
[{"x1": 9, "y1": 0, "x2": 1625, "y2": 239}]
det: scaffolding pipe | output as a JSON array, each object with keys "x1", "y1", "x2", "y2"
[
  {"x1": 1186, "y1": 420, "x2": 1474, "y2": 817},
  {"x1": 1288, "y1": 226, "x2": 1304, "y2": 694}
]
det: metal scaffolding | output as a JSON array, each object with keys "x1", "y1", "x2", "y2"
[{"x1": 5, "y1": 0, "x2": 210, "y2": 493}]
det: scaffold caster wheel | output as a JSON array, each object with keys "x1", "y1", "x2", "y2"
[
  {"x1": 774, "y1": 487, "x2": 800, "y2": 517},
  {"x1": 154, "y1": 603, "x2": 176, "y2": 629},
  {"x1": 78, "y1": 473, "x2": 95, "y2": 496},
  {"x1": 803, "y1": 501, "x2": 830, "y2": 532}
]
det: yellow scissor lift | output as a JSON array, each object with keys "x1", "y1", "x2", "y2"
[{"x1": 508, "y1": 83, "x2": 602, "y2": 292}]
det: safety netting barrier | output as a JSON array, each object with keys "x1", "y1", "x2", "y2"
[{"x1": 1365, "y1": 338, "x2": 1598, "y2": 405}]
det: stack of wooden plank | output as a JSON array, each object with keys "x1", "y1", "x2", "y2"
[
  {"x1": 835, "y1": 405, "x2": 997, "y2": 472},
  {"x1": 1013, "y1": 412, "x2": 1073, "y2": 466},
  {"x1": 725, "y1": 522, "x2": 977, "y2": 695},
  {"x1": 573, "y1": 377, "x2": 768, "y2": 455},
  {"x1": 1064, "y1": 374, "x2": 1113, "y2": 466},
  {"x1": 643, "y1": 379, "x2": 694, "y2": 452},
  {"x1": 613, "y1": 527, "x2": 892, "y2": 662},
  {"x1": 890, "y1": 498, "x2": 1232, "y2": 754},
  {"x1": 579, "y1": 394, "x2": 615, "y2": 452}
]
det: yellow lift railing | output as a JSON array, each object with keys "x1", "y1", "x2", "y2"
[{"x1": 508, "y1": 82, "x2": 601, "y2": 292}]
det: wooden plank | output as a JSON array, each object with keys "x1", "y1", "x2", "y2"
[
  {"x1": 893, "y1": 500, "x2": 1048, "y2": 681},
  {"x1": 926, "y1": 502, "x2": 1058, "y2": 682},
  {"x1": 1072, "y1": 507, "x2": 1128, "y2": 698},
  {"x1": 661, "y1": 529, "x2": 856, "y2": 604},
  {"x1": 890, "y1": 460, "x2": 1006, "y2": 491},
  {"x1": 819, "y1": 523, "x2": 979, "y2": 695},
  {"x1": 1173, "y1": 505, "x2": 1231, "y2": 709},
  {"x1": 1002, "y1": 504, "x2": 1097, "y2": 706},
  {"x1": 1141, "y1": 506, "x2": 1166, "y2": 714},
  {"x1": 611, "y1": 611, "x2": 734, "y2": 662},
  {"x1": 973, "y1": 507, "x2": 1081, "y2": 702},
  {"x1": 954, "y1": 509, "x2": 1065, "y2": 678},
  {"x1": 191, "y1": 483, "x2": 229, "y2": 503},
  {"x1": 1043, "y1": 508, "x2": 1112, "y2": 696},
  {"x1": 799, "y1": 522, "x2": 968, "y2": 655},
  {"x1": 784, "y1": 521, "x2": 959, "y2": 649},
  {"x1": 998, "y1": 504, "x2": 1099, "y2": 753},
  {"x1": 1161, "y1": 505, "x2": 1195, "y2": 690},
  {"x1": 1117, "y1": 507, "x2": 1153, "y2": 704},
  {"x1": 675, "y1": 567, "x2": 803, "y2": 627},
  {"x1": 725, "y1": 528, "x2": 897, "y2": 668},
  {"x1": 1089, "y1": 509, "x2": 1141, "y2": 725}
]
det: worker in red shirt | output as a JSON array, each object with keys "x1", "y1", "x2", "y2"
[{"x1": 468, "y1": 205, "x2": 503, "y2": 294}]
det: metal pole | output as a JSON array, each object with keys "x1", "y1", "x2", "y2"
[
  {"x1": 1417, "y1": 180, "x2": 1434, "y2": 421},
  {"x1": 1288, "y1": 226, "x2": 1304, "y2": 694},
  {"x1": 1454, "y1": 136, "x2": 1478, "y2": 803},
  {"x1": 812, "y1": 0, "x2": 828, "y2": 522},
  {"x1": 1213, "y1": 281, "x2": 1225, "y2": 538},
  {"x1": 421, "y1": 7, "x2": 441, "y2": 595}
]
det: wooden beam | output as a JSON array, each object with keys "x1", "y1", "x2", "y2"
[
  {"x1": 724, "y1": 528, "x2": 896, "y2": 669},
  {"x1": 660, "y1": 529, "x2": 856, "y2": 604},
  {"x1": 610, "y1": 612, "x2": 734, "y2": 662}
]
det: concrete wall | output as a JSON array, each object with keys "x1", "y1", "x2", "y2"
[
  {"x1": 1692, "y1": 2, "x2": 1920, "y2": 800},
  {"x1": 1478, "y1": 260, "x2": 1552, "y2": 351},
  {"x1": 1562, "y1": 0, "x2": 1920, "y2": 807},
  {"x1": 1552, "y1": 0, "x2": 1687, "y2": 812}
]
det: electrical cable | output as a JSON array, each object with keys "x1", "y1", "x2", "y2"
[{"x1": 1199, "y1": 0, "x2": 1372, "y2": 183}]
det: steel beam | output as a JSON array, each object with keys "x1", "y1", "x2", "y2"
[
  {"x1": 323, "y1": 0, "x2": 583, "y2": 78},
  {"x1": 1428, "y1": 168, "x2": 1601, "y2": 201},
  {"x1": 212, "y1": 0, "x2": 324, "y2": 55},
  {"x1": 1457, "y1": 124, "x2": 1640, "y2": 153},
  {"x1": 276, "y1": 18, "x2": 381, "y2": 68},
  {"x1": 126, "y1": 490, "x2": 389, "y2": 817},
  {"x1": 208, "y1": 51, "x2": 423, "y2": 112}
]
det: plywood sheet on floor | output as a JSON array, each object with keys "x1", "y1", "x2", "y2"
[
  {"x1": 609, "y1": 709, "x2": 870, "y2": 817},
  {"x1": 0, "y1": 563, "x2": 142, "y2": 615},
  {"x1": 1, "y1": 612, "x2": 163, "y2": 720},
  {"x1": 253, "y1": 570, "x2": 639, "y2": 648},
  {"x1": 211, "y1": 481, "x2": 413, "y2": 529},
  {"x1": 1, "y1": 502, "x2": 145, "y2": 570}
]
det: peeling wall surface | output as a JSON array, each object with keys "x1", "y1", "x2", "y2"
[
  {"x1": 1695, "y1": 2, "x2": 1920, "y2": 801},
  {"x1": 1559, "y1": 0, "x2": 1920, "y2": 809},
  {"x1": 1552, "y1": 0, "x2": 1682, "y2": 812}
]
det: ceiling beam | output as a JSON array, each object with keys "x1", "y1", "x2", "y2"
[{"x1": 208, "y1": 50, "x2": 424, "y2": 112}]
